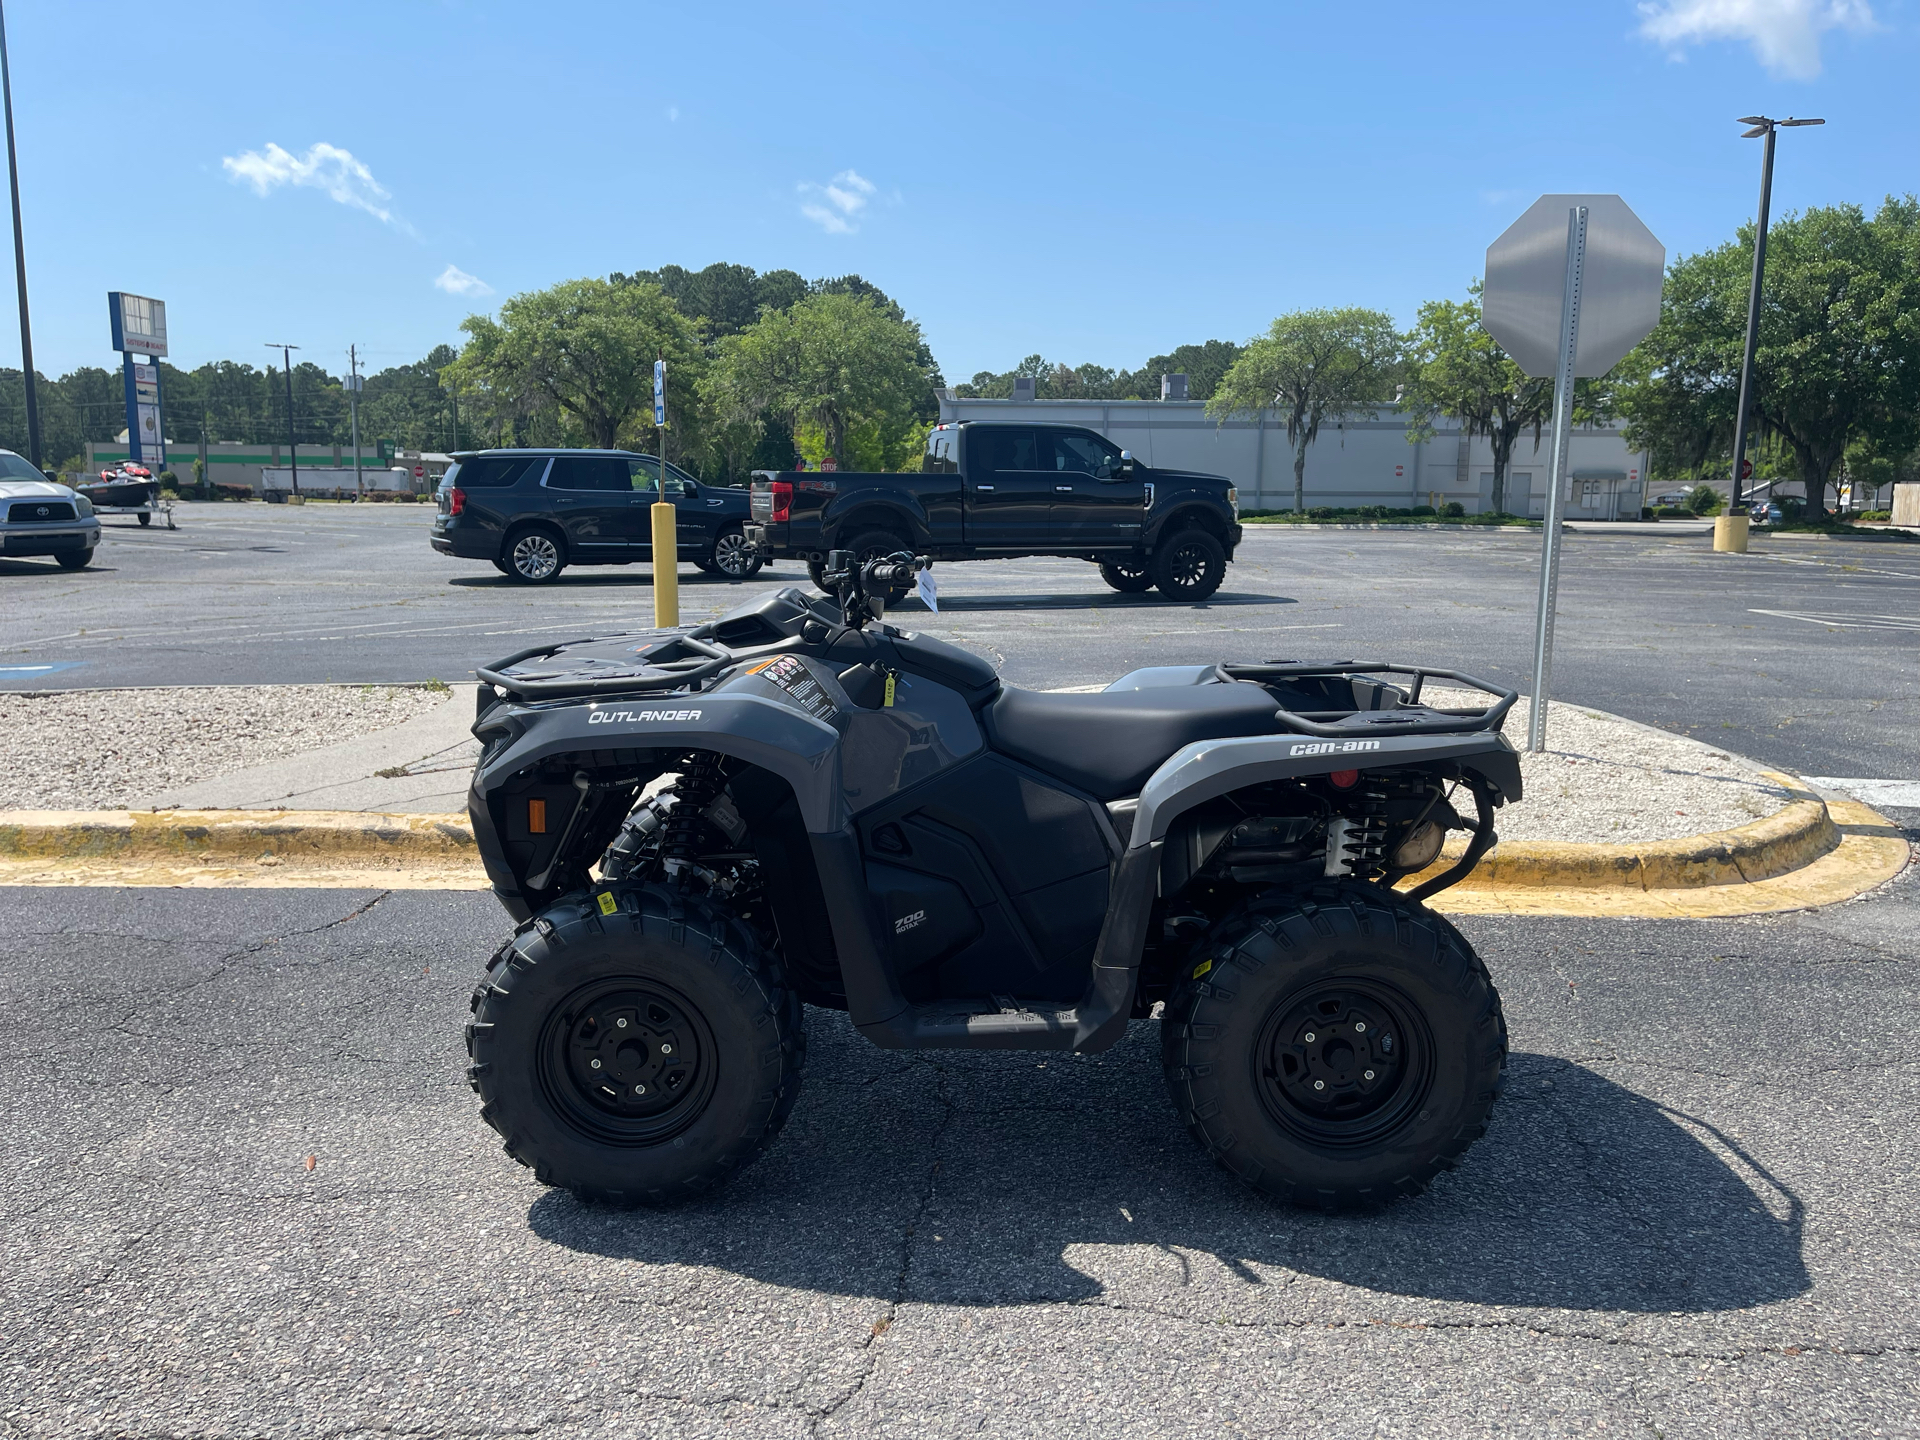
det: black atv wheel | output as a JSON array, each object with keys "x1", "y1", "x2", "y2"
[
  {"x1": 1098, "y1": 559, "x2": 1155, "y2": 593},
  {"x1": 1162, "y1": 882, "x2": 1506, "y2": 1210},
  {"x1": 467, "y1": 886, "x2": 805, "y2": 1203},
  {"x1": 1151, "y1": 529, "x2": 1226, "y2": 602}
]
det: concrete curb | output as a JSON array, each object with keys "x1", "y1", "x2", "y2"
[{"x1": 0, "y1": 768, "x2": 1905, "y2": 914}]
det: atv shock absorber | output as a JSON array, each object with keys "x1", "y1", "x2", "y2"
[
  {"x1": 660, "y1": 751, "x2": 726, "y2": 868},
  {"x1": 1324, "y1": 783, "x2": 1392, "y2": 879}
]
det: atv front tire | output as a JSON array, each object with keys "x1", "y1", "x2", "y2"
[
  {"x1": 467, "y1": 886, "x2": 805, "y2": 1203},
  {"x1": 1162, "y1": 882, "x2": 1505, "y2": 1210}
]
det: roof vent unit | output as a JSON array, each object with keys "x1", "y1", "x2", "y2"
[
  {"x1": 1011, "y1": 376, "x2": 1036, "y2": 402},
  {"x1": 1161, "y1": 373, "x2": 1188, "y2": 401}
]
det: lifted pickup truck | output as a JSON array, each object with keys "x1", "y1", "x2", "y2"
[{"x1": 746, "y1": 421, "x2": 1243, "y2": 601}]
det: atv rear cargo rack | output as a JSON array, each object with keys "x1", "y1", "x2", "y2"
[{"x1": 1222, "y1": 660, "x2": 1519, "y2": 738}]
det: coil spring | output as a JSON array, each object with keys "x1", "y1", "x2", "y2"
[
  {"x1": 1333, "y1": 784, "x2": 1393, "y2": 876},
  {"x1": 660, "y1": 751, "x2": 725, "y2": 861}
]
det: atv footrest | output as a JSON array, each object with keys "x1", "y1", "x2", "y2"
[{"x1": 863, "y1": 1000, "x2": 1083, "y2": 1051}]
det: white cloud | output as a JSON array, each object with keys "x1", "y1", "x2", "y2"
[
  {"x1": 799, "y1": 169, "x2": 877, "y2": 234},
  {"x1": 434, "y1": 264, "x2": 493, "y2": 297},
  {"x1": 667, "y1": 104, "x2": 681, "y2": 122},
  {"x1": 1636, "y1": 0, "x2": 1874, "y2": 78},
  {"x1": 221, "y1": 141, "x2": 411, "y2": 228}
]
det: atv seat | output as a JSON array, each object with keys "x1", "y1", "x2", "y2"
[{"x1": 984, "y1": 683, "x2": 1285, "y2": 801}]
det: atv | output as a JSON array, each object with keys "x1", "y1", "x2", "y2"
[{"x1": 464, "y1": 551, "x2": 1522, "y2": 1209}]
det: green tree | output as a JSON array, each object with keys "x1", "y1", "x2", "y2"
[
  {"x1": 1400, "y1": 293, "x2": 1552, "y2": 514},
  {"x1": 451, "y1": 278, "x2": 702, "y2": 452},
  {"x1": 1208, "y1": 308, "x2": 1403, "y2": 513},
  {"x1": 707, "y1": 291, "x2": 933, "y2": 468},
  {"x1": 1615, "y1": 197, "x2": 1920, "y2": 518}
]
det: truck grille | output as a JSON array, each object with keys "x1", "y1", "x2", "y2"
[{"x1": 8, "y1": 500, "x2": 76, "y2": 522}]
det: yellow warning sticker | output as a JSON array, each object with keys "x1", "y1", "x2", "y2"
[
  {"x1": 596, "y1": 892, "x2": 618, "y2": 917},
  {"x1": 883, "y1": 672, "x2": 897, "y2": 707},
  {"x1": 1191, "y1": 958, "x2": 1213, "y2": 979}
]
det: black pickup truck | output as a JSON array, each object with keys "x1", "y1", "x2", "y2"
[{"x1": 745, "y1": 420, "x2": 1242, "y2": 601}]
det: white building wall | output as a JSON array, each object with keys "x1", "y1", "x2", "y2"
[{"x1": 934, "y1": 397, "x2": 1651, "y2": 518}]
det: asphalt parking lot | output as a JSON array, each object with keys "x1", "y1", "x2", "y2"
[
  {"x1": 4, "y1": 873, "x2": 1919, "y2": 1438},
  {"x1": 1, "y1": 501, "x2": 1916, "y2": 779}
]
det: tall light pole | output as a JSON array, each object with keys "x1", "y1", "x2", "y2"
[
  {"x1": 1727, "y1": 114, "x2": 1823, "y2": 511},
  {"x1": 0, "y1": 0, "x2": 41, "y2": 468},
  {"x1": 266, "y1": 343, "x2": 300, "y2": 495}
]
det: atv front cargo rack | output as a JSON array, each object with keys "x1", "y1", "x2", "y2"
[{"x1": 1222, "y1": 661, "x2": 1519, "y2": 738}]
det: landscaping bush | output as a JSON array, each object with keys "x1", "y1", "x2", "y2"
[
  {"x1": 1860, "y1": 509, "x2": 1893, "y2": 522},
  {"x1": 1684, "y1": 484, "x2": 1723, "y2": 516},
  {"x1": 1410, "y1": 504, "x2": 1435, "y2": 517},
  {"x1": 1440, "y1": 501, "x2": 1465, "y2": 518}
]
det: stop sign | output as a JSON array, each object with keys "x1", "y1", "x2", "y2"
[
  {"x1": 413, "y1": 465, "x2": 425, "y2": 479},
  {"x1": 1483, "y1": 194, "x2": 1665, "y2": 378}
]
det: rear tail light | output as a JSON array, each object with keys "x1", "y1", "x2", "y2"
[
  {"x1": 769, "y1": 480, "x2": 792, "y2": 523},
  {"x1": 446, "y1": 487, "x2": 467, "y2": 516}
]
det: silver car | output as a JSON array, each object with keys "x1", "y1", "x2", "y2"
[{"x1": 0, "y1": 450, "x2": 101, "y2": 570}]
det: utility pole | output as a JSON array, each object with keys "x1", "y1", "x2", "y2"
[
  {"x1": 0, "y1": 0, "x2": 41, "y2": 468},
  {"x1": 266, "y1": 342, "x2": 300, "y2": 495},
  {"x1": 1727, "y1": 114, "x2": 1823, "y2": 511},
  {"x1": 347, "y1": 343, "x2": 363, "y2": 498}
]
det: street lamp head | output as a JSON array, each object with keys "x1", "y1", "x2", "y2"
[
  {"x1": 1740, "y1": 124, "x2": 1769, "y2": 138},
  {"x1": 1736, "y1": 115, "x2": 1768, "y2": 125},
  {"x1": 1779, "y1": 117, "x2": 1825, "y2": 127}
]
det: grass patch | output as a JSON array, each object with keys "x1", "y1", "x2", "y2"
[{"x1": 1760, "y1": 518, "x2": 1919, "y2": 542}]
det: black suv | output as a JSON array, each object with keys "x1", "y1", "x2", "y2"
[{"x1": 430, "y1": 449, "x2": 759, "y2": 585}]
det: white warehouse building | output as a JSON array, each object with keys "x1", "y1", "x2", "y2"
[{"x1": 934, "y1": 392, "x2": 1652, "y2": 521}]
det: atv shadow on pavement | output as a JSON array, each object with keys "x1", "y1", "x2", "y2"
[
  {"x1": 885, "y1": 590, "x2": 1293, "y2": 613},
  {"x1": 527, "y1": 1021, "x2": 1807, "y2": 1317}
]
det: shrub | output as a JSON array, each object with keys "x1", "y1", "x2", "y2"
[
  {"x1": 1684, "y1": 484, "x2": 1722, "y2": 516},
  {"x1": 1307, "y1": 506, "x2": 1338, "y2": 520},
  {"x1": 1861, "y1": 509, "x2": 1892, "y2": 522},
  {"x1": 1440, "y1": 501, "x2": 1465, "y2": 518},
  {"x1": 1410, "y1": 504, "x2": 1435, "y2": 517}
]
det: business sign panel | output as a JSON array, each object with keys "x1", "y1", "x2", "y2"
[{"x1": 108, "y1": 291, "x2": 168, "y2": 357}]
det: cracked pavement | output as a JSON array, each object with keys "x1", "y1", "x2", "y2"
[{"x1": 3, "y1": 836, "x2": 1919, "y2": 1438}]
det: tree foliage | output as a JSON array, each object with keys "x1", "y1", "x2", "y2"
[
  {"x1": 1615, "y1": 196, "x2": 1920, "y2": 516},
  {"x1": 1400, "y1": 292, "x2": 1553, "y2": 514},
  {"x1": 706, "y1": 291, "x2": 935, "y2": 471},
  {"x1": 953, "y1": 339, "x2": 1242, "y2": 402},
  {"x1": 1208, "y1": 308, "x2": 1402, "y2": 512},
  {"x1": 450, "y1": 278, "x2": 702, "y2": 452}
]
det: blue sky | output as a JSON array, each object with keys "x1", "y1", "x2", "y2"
[{"x1": 4, "y1": 0, "x2": 1914, "y2": 382}]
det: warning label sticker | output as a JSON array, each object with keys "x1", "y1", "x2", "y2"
[{"x1": 757, "y1": 654, "x2": 839, "y2": 723}]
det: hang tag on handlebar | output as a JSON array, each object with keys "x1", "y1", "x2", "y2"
[
  {"x1": 883, "y1": 671, "x2": 897, "y2": 707},
  {"x1": 915, "y1": 566, "x2": 938, "y2": 613}
]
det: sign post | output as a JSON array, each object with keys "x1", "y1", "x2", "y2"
[
  {"x1": 652, "y1": 359, "x2": 677, "y2": 628},
  {"x1": 1483, "y1": 195, "x2": 1664, "y2": 752},
  {"x1": 107, "y1": 291, "x2": 168, "y2": 473}
]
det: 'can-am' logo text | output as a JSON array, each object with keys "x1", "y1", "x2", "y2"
[
  {"x1": 1288, "y1": 740, "x2": 1382, "y2": 756},
  {"x1": 589, "y1": 708, "x2": 703, "y2": 725}
]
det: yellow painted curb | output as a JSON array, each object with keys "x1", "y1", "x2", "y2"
[
  {"x1": 0, "y1": 809, "x2": 476, "y2": 863},
  {"x1": 1402, "y1": 771, "x2": 1835, "y2": 893}
]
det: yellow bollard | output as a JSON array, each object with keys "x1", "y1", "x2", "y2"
[
  {"x1": 1713, "y1": 513, "x2": 1750, "y2": 554},
  {"x1": 652, "y1": 501, "x2": 678, "y2": 627}
]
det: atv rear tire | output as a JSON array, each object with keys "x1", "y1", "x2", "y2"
[
  {"x1": 1151, "y1": 529, "x2": 1226, "y2": 602},
  {"x1": 1098, "y1": 559, "x2": 1155, "y2": 593},
  {"x1": 467, "y1": 886, "x2": 805, "y2": 1204},
  {"x1": 1162, "y1": 882, "x2": 1505, "y2": 1210}
]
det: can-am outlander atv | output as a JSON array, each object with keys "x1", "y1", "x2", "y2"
[{"x1": 465, "y1": 552, "x2": 1521, "y2": 1210}]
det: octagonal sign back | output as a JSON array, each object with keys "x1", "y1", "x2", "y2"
[{"x1": 1483, "y1": 194, "x2": 1665, "y2": 379}]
